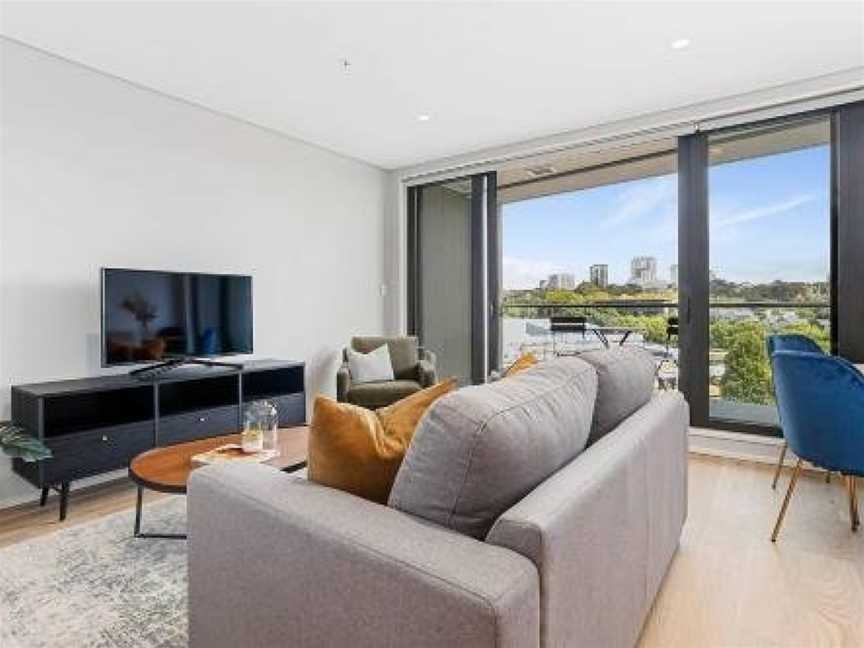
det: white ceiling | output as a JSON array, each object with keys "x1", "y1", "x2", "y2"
[{"x1": 1, "y1": 1, "x2": 862, "y2": 169}]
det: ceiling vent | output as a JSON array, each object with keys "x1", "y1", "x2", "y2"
[{"x1": 526, "y1": 164, "x2": 556, "y2": 177}]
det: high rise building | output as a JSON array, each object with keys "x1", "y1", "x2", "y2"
[
  {"x1": 589, "y1": 264, "x2": 608, "y2": 288},
  {"x1": 670, "y1": 264, "x2": 678, "y2": 287},
  {"x1": 629, "y1": 256, "x2": 658, "y2": 286},
  {"x1": 547, "y1": 273, "x2": 576, "y2": 290}
]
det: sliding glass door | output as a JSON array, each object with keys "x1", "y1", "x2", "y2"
[
  {"x1": 679, "y1": 113, "x2": 837, "y2": 433},
  {"x1": 407, "y1": 173, "x2": 497, "y2": 384},
  {"x1": 706, "y1": 116, "x2": 832, "y2": 427}
]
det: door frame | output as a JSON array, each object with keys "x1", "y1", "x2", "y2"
[{"x1": 406, "y1": 172, "x2": 498, "y2": 384}]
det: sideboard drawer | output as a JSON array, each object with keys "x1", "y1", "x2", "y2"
[
  {"x1": 43, "y1": 422, "x2": 154, "y2": 483},
  {"x1": 158, "y1": 405, "x2": 239, "y2": 446},
  {"x1": 270, "y1": 393, "x2": 306, "y2": 426}
]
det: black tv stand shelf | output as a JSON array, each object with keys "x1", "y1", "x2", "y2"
[{"x1": 11, "y1": 359, "x2": 305, "y2": 521}]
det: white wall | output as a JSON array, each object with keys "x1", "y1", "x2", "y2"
[{"x1": 0, "y1": 40, "x2": 389, "y2": 507}]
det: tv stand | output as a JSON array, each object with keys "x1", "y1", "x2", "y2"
[
  {"x1": 129, "y1": 357, "x2": 245, "y2": 380},
  {"x1": 10, "y1": 359, "x2": 305, "y2": 521}
]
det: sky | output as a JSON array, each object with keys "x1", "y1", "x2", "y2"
[{"x1": 502, "y1": 145, "x2": 831, "y2": 289}]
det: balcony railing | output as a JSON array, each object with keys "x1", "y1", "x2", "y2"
[{"x1": 501, "y1": 300, "x2": 830, "y2": 427}]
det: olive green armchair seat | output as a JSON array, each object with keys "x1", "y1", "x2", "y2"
[{"x1": 337, "y1": 336, "x2": 438, "y2": 409}]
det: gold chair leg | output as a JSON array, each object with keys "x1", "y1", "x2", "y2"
[
  {"x1": 772, "y1": 441, "x2": 788, "y2": 490},
  {"x1": 772, "y1": 459, "x2": 802, "y2": 542}
]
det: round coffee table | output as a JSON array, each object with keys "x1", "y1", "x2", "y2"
[{"x1": 129, "y1": 425, "x2": 308, "y2": 539}]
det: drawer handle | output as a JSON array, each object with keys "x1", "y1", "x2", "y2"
[
  {"x1": 101, "y1": 435, "x2": 109, "y2": 442},
  {"x1": 198, "y1": 417, "x2": 206, "y2": 423}
]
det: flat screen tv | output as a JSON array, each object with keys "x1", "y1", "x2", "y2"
[{"x1": 101, "y1": 268, "x2": 253, "y2": 367}]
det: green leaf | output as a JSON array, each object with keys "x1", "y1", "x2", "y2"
[{"x1": 0, "y1": 424, "x2": 52, "y2": 462}]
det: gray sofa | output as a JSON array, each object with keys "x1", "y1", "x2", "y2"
[{"x1": 188, "y1": 349, "x2": 688, "y2": 648}]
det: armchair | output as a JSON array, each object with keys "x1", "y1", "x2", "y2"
[
  {"x1": 337, "y1": 336, "x2": 438, "y2": 409},
  {"x1": 770, "y1": 350, "x2": 864, "y2": 541}
]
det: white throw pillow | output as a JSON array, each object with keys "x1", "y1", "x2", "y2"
[{"x1": 347, "y1": 344, "x2": 395, "y2": 384}]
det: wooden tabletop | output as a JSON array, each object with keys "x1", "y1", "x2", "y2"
[{"x1": 129, "y1": 425, "x2": 309, "y2": 494}]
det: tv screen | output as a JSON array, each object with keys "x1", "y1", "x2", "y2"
[{"x1": 101, "y1": 269, "x2": 252, "y2": 366}]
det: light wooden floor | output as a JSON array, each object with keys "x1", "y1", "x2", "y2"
[{"x1": 1, "y1": 455, "x2": 862, "y2": 647}]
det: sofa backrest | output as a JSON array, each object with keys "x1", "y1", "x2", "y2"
[
  {"x1": 389, "y1": 358, "x2": 597, "y2": 539},
  {"x1": 350, "y1": 336, "x2": 419, "y2": 380},
  {"x1": 579, "y1": 346, "x2": 657, "y2": 445}
]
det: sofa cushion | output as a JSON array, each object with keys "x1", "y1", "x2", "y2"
[
  {"x1": 388, "y1": 358, "x2": 597, "y2": 539},
  {"x1": 347, "y1": 379, "x2": 422, "y2": 408},
  {"x1": 579, "y1": 347, "x2": 657, "y2": 444},
  {"x1": 352, "y1": 336, "x2": 419, "y2": 380},
  {"x1": 308, "y1": 379, "x2": 457, "y2": 503}
]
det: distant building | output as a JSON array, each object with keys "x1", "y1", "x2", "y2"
[
  {"x1": 589, "y1": 264, "x2": 609, "y2": 288},
  {"x1": 539, "y1": 279, "x2": 548, "y2": 290},
  {"x1": 629, "y1": 256, "x2": 658, "y2": 287},
  {"x1": 547, "y1": 273, "x2": 576, "y2": 290},
  {"x1": 670, "y1": 264, "x2": 678, "y2": 287}
]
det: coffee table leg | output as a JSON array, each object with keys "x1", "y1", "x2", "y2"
[
  {"x1": 134, "y1": 485, "x2": 143, "y2": 537},
  {"x1": 133, "y1": 485, "x2": 187, "y2": 540}
]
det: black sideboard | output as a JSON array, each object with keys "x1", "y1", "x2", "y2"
[{"x1": 11, "y1": 359, "x2": 305, "y2": 520}]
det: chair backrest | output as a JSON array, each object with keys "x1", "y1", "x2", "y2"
[
  {"x1": 666, "y1": 316, "x2": 679, "y2": 337},
  {"x1": 350, "y1": 336, "x2": 419, "y2": 380},
  {"x1": 771, "y1": 350, "x2": 864, "y2": 474},
  {"x1": 766, "y1": 334, "x2": 823, "y2": 356},
  {"x1": 549, "y1": 316, "x2": 587, "y2": 333}
]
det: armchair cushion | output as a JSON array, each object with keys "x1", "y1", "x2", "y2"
[
  {"x1": 352, "y1": 336, "x2": 419, "y2": 380},
  {"x1": 347, "y1": 379, "x2": 423, "y2": 409}
]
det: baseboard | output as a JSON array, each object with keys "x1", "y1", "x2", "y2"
[
  {"x1": 688, "y1": 427, "x2": 792, "y2": 466},
  {"x1": 0, "y1": 469, "x2": 127, "y2": 511}
]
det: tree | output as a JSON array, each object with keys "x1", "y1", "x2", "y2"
[{"x1": 720, "y1": 322, "x2": 773, "y2": 405}]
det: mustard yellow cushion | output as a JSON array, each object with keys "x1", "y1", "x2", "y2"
[
  {"x1": 504, "y1": 352, "x2": 539, "y2": 377},
  {"x1": 308, "y1": 379, "x2": 456, "y2": 503}
]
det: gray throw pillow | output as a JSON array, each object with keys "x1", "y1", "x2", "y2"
[
  {"x1": 579, "y1": 347, "x2": 657, "y2": 444},
  {"x1": 388, "y1": 358, "x2": 597, "y2": 539}
]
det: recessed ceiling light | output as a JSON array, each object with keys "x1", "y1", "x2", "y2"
[
  {"x1": 417, "y1": 114, "x2": 431, "y2": 122},
  {"x1": 671, "y1": 38, "x2": 691, "y2": 50}
]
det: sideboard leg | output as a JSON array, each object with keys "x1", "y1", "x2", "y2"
[
  {"x1": 58, "y1": 483, "x2": 70, "y2": 521},
  {"x1": 39, "y1": 486, "x2": 49, "y2": 507}
]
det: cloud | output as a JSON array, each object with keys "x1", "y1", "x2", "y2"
[
  {"x1": 503, "y1": 257, "x2": 567, "y2": 290},
  {"x1": 712, "y1": 195, "x2": 814, "y2": 229},
  {"x1": 601, "y1": 176, "x2": 676, "y2": 229}
]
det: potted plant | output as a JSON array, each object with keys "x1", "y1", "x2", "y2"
[{"x1": 0, "y1": 422, "x2": 52, "y2": 462}]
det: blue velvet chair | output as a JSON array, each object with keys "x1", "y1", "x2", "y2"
[
  {"x1": 769, "y1": 350, "x2": 863, "y2": 541},
  {"x1": 766, "y1": 335, "x2": 826, "y2": 489}
]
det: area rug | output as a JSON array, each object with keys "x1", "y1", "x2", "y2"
[{"x1": 0, "y1": 497, "x2": 188, "y2": 648}]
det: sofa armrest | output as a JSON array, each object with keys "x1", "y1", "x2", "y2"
[
  {"x1": 417, "y1": 348, "x2": 438, "y2": 386},
  {"x1": 188, "y1": 463, "x2": 539, "y2": 648},
  {"x1": 336, "y1": 361, "x2": 351, "y2": 401},
  {"x1": 486, "y1": 393, "x2": 689, "y2": 648}
]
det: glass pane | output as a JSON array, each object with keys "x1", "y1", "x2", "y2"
[
  {"x1": 419, "y1": 181, "x2": 473, "y2": 384},
  {"x1": 707, "y1": 116, "x2": 831, "y2": 426},
  {"x1": 499, "y1": 141, "x2": 678, "y2": 387}
]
